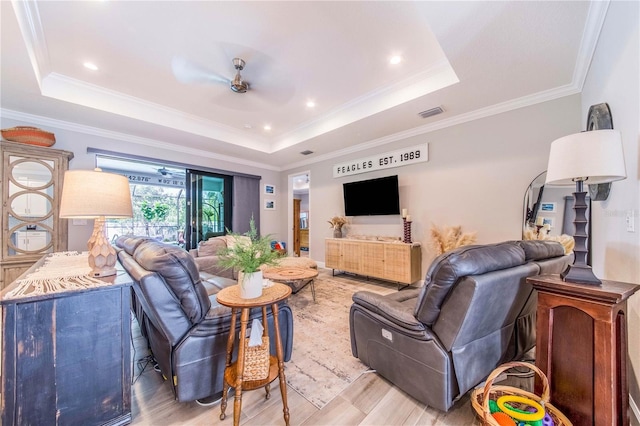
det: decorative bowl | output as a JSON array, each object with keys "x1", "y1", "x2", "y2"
[{"x1": 1, "y1": 126, "x2": 56, "y2": 147}]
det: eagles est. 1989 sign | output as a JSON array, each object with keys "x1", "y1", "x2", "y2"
[{"x1": 333, "y1": 143, "x2": 428, "y2": 178}]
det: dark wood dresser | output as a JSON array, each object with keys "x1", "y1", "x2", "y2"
[
  {"x1": 1, "y1": 254, "x2": 133, "y2": 425},
  {"x1": 528, "y1": 274, "x2": 640, "y2": 425}
]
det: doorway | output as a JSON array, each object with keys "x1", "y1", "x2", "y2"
[
  {"x1": 95, "y1": 155, "x2": 234, "y2": 251},
  {"x1": 185, "y1": 169, "x2": 232, "y2": 250},
  {"x1": 289, "y1": 172, "x2": 310, "y2": 257}
]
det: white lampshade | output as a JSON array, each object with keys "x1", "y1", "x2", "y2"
[
  {"x1": 60, "y1": 169, "x2": 133, "y2": 218},
  {"x1": 545, "y1": 129, "x2": 626, "y2": 185}
]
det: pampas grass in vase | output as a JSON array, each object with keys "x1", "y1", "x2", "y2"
[{"x1": 430, "y1": 224, "x2": 477, "y2": 256}]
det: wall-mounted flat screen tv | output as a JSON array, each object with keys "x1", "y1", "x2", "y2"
[{"x1": 343, "y1": 175, "x2": 400, "y2": 216}]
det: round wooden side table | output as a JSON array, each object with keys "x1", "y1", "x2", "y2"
[
  {"x1": 263, "y1": 267, "x2": 319, "y2": 301},
  {"x1": 216, "y1": 282, "x2": 292, "y2": 426}
]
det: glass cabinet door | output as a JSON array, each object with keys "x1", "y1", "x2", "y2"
[{"x1": 6, "y1": 156, "x2": 55, "y2": 256}]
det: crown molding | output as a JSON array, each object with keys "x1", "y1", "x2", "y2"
[
  {"x1": 572, "y1": 0, "x2": 610, "y2": 91},
  {"x1": 7, "y1": 0, "x2": 605, "y2": 172},
  {"x1": 40, "y1": 73, "x2": 270, "y2": 152},
  {"x1": 0, "y1": 108, "x2": 281, "y2": 172},
  {"x1": 12, "y1": 0, "x2": 459, "y2": 155},
  {"x1": 272, "y1": 60, "x2": 459, "y2": 152},
  {"x1": 11, "y1": 0, "x2": 50, "y2": 87},
  {"x1": 284, "y1": 83, "x2": 581, "y2": 171},
  {"x1": 286, "y1": 1, "x2": 607, "y2": 171}
]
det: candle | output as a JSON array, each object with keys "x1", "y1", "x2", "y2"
[
  {"x1": 536, "y1": 217, "x2": 544, "y2": 226},
  {"x1": 406, "y1": 215, "x2": 411, "y2": 222},
  {"x1": 402, "y1": 208, "x2": 408, "y2": 218}
]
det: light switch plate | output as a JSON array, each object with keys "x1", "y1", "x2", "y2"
[{"x1": 626, "y1": 210, "x2": 635, "y2": 233}]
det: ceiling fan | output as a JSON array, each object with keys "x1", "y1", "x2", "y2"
[
  {"x1": 157, "y1": 167, "x2": 173, "y2": 176},
  {"x1": 171, "y1": 56, "x2": 250, "y2": 93},
  {"x1": 157, "y1": 167, "x2": 186, "y2": 178}
]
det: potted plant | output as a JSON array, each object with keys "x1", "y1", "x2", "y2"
[{"x1": 217, "y1": 216, "x2": 282, "y2": 298}]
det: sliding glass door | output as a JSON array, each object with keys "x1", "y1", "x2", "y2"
[{"x1": 185, "y1": 169, "x2": 232, "y2": 250}]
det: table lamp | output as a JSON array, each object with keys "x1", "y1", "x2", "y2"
[
  {"x1": 545, "y1": 129, "x2": 626, "y2": 285},
  {"x1": 59, "y1": 168, "x2": 133, "y2": 277}
]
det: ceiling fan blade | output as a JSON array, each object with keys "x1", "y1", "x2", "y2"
[{"x1": 171, "y1": 56, "x2": 230, "y2": 85}]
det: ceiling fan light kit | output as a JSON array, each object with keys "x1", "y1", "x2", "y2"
[{"x1": 231, "y1": 57, "x2": 249, "y2": 93}]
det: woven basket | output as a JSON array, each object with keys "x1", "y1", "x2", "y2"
[
  {"x1": 243, "y1": 336, "x2": 270, "y2": 381},
  {"x1": 1, "y1": 126, "x2": 56, "y2": 147},
  {"x1": 471, "y1": 361, "x2": 573, "y2": 425}
]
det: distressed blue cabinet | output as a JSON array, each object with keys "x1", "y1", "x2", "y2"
[{"x1": 1, "y1": 256, "x2": 133, "y2": 425}]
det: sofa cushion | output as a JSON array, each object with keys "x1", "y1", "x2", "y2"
[
  {"x1": 199, "y1": 272, "x2": 237, "y2": 296},
  {"x1": 223, "y1": 235, "x2": 251, "y2": 250},
  {"x1": 415, "y1": 242, "x2": 526, "y2": 326},
  {"x1": 116, "y1": 235, "x2": 151, "y2": 256},
  {"x1": 197, "y1": 237, "x2": 227, "y2": 257},
  {"x1": 352, "y1": 289, "x2": 425, "y2": 332},
  {"x1": 516, "y1": 240, "x2": 564, "y2": 261},
  {"x1": 134, "y1": 241, "x2": 211, "y2": 324}
]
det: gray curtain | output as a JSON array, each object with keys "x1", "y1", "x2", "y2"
[{"x1": 232, "y1": 176, "x2": 261, "y2": 234}]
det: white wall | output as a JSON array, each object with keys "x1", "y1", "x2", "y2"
[
  {"x1": 581, "y1": 1, "x2": 640, "y2": 419},
  {"x1": 284, "y1": 94, "x2": 581, "y2": 274},
  {"x1": 0, "y1": 118, "x2": 286, "y2": 251}
]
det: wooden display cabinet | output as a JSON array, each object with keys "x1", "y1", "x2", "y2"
[{"x1": 0, "y1": 140, "x2": 73, "y2": 290}]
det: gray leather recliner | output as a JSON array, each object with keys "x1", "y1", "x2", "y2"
[
  {"x1": 349, "y1": 240, "x2": 569, "y2": 411},
  {"x1": 116, "y1": 236, "x2": 294, "y2": 403}
]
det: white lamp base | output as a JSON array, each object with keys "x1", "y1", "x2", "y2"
[{"x1": 88, "y1": 216, "x2": 117, "y2": 277}]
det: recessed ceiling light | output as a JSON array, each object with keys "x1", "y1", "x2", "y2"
[
  {"x1": 263, "y1": 124, "x2": 272, "y2": 131},
  {"x1": 306, "y1": 100, "x2": 316, "y2": 108},
  {"x1": 83, "y1": 62, "x2": 98, "y2": 71},
  {"x1": 389, "y1": 56, "x2": 402, "y2": 65}
]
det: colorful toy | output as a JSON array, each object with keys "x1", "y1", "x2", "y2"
[
  {"x1": 492, "y1": 411, "x2": 517, "y2": 426},
  {"x1": 497, "y1": 395, "x2": 545, "y2": 422},
  {"x1": 489, "y1": 399, "x2": 500, "y2": 413}
]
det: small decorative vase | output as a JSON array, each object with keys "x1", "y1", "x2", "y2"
[
  {"x1": 333, "y1": 227, "x2": 343, "y2": 238},
  {"x1": 239, "y1": 270, "x2": 263, "y2": 299}
]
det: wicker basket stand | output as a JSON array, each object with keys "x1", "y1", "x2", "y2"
[{"x1": 471, "y1": 361, "x2": 573, "y2": 425}]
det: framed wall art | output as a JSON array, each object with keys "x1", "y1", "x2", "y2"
[
  {"x1": 264, "y1": 199, "x2": 276, "y2": 210},
  {"x1": 264, "y1": 184, "x2": 276, "y2": 195},
  {"x1": 540, "y1": 202, "x2": 556, "y2": 213}
]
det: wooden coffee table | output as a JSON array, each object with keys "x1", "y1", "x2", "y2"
[{"x1": 263, "y1": 267, "x2": 319, "y2": 301}]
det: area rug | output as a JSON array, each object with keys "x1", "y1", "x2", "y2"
[{"x1": 284, "y1": 270, "x2": 397, "y2": 409}]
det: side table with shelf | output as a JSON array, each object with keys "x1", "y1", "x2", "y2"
[
  {"x1": 216, "y1": 283, "x2": 292, "y2": 426},
  {"x1": 528, "y1": 274, "x2": 640, "y2": 425}
]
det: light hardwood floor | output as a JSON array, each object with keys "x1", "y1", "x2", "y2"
[
  {"x1": 130, "y1": 342, "x2": 482, "y2": 425},
  {"x1": 0, "y1": 271, "x2": 543, "y2": 424},
  {"x1": 130, "y1": 312, "x2": 532, "y2": 425}
]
